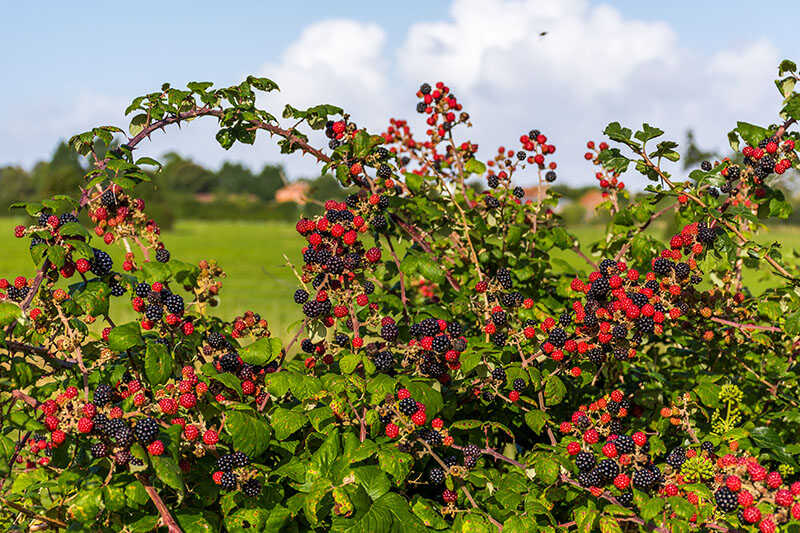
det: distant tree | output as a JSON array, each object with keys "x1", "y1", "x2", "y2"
[{"x1": 682, "y1": 130, "x2": 715, "y2": 169}]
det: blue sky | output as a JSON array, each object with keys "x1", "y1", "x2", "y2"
[{"x1": 1, "y1": 1, "x2": 798, "y2": 185}]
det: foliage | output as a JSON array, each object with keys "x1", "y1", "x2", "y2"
[{"x1": 2, "y1": 65, "x2": 800, "y2": 533}]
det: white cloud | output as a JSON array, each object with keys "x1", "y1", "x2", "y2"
[{"x1": 2, "y1": 2, "x2": 785, "y2": 189}]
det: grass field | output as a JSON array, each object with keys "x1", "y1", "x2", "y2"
[{"x1": 0, "y1": 219, "x2": 797, "y2": 344}]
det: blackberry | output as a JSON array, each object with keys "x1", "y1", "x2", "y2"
[
  {"x1": 700, "y1": 441, "x2": 716, "y2": 454},
  {"x1": 558, "y1": 312, "x2": 572, "y2": 327},
  {"x1": 101, "y1": 189, "x2": 117, "y2": 207},
  {"x1": 420, "y1": 318, "x2": 439, "y2": 337},
  {"x1": 145, "y1": 304, "x2": 163, "y2": 322},
  {"x1": 334, "y1": 333, "x2": 348, "y2": 347},
  {"x1": 589, "y1": 277, "x2": 610, "y2": 299},
  {"x1": 114, "y1": 450, "x2": 132, "y2": 466},
  {"x1": 629, "y1": 292, "x2": 648, "y2": 307},
  {"x1": 485, "y1": 196, "x2": 499, "y2": 209},
  {"x1": 597, "y1": 459, "x2": 619, "y2": 482},
  {"x1": 375, "y1": 147, "x2": 390, "y2": 160},
  {"x1": 301, "y1": 339, "x2": 315, "y2": 353},
  {"x1": 428, "y1": 467, "x2": 445, "y2": 485},
  {"x1": 701, "y1": 161, "x2": 712, "y2": 171},
  {"x1": 727, "y1": 165, "x2": 740, "y2": 180},
  {"x1": 110, "y1": 280, "x2": 126, "y2": 297},
  {"x1": 219, "y1": 352, "x2": 241, "y2": 373},
  {"x1": 59, "y1": 213, "x2": 79, "y2": 225},
  {"x1": 491, "y1": 367, "x2": 506, "y2": 383},
  {"x1": 575, "y1": 451, "x2": 596, "y2": 472},
  {"x1": 94, "y1": 384, "x2": 114, "y2": 406},
  {"x1": 217, "y1": 455, "x2": 236, "y2": 472},
  {"x1": 242, "y1": 479, "x2": 262, "y2": 497},
  {"x1": 614, "y1": 435, "x2": 635, "y2": 454},
  {"x1": 516, "y1": 151, "x2": 526, "y2": 161},
  {"x1": 155, "y1": 248, "x2": 170, "y2": 263},
  {"x1": 575, "y1": 415, "x2": 591, "y2": 430},
  {"x1": 496, "y1": 268, "x2": 513, "y2": 290},
  {"x1": 513, "y1": 186, "x2": 524, "y2": 198},
  {"x1": 617, "y1": 491, "x2": 634, "y2": 507},
  {"x1": 490, "y1": 332, "x2": 507, "y2": 347},
  {"x1": 377, "y1": 164, "x2": 392, "y2": 179},
  {"x1": 487, "y1": 175, "x2": 499, "y2": 188},
  {"x1": 587, "y1": 348, "x2": 605, "y2": 365},
  {"x1": 133, "y1": 418, "x2": 159, "y2": 445},
  {"x1": 708, "y1": 187, "x2": 719, "y2": 198},
  {"x1": 345, "y1": 194, "x2": 360, "y2": 209},
  {"x1": 463, "y1": 444, "x2": 481, "y2": 457},
  {"x1": 632, "y1": 469, "x2": 655, "y2": 491},
  {"x1": 362, "y1": 281, "x2": 375, "y2": 295},
  {"x1": 491, "y1": 311, "x2": 507, "y2": 327},
  {"x1": 444, "y1": 456, "x2": 458, "y2": 468},
  {"x1": 652, "y1": 258, "x2": 673, "y2": 276},
  {"x1": 464, "y1": 455, "x2": 478, "y2": 469},
  {"x1": 635, "y1": 316, "x2": 654, "y2": 334},
  {"x1": 529, "y1": 129, "x2": 540, "y2": 139},
  {"x1": 446, "y1": 322, "x2": 462, "y2": 337},
  {"x1": 548, "y1": 328, "x2": 567, "y2": 347},
  {"x1": 613, "y1": 348, "x2": 628, "y2": 361},
  {"x1": 578, "y1": 469, "x2": 601, "y2": 487},
  {"x1": 219, "y1": 471, "x2": 237, "y2": 491},
  {"x1": 644, "y1": 279, "x2": 659, "y2": 293},
  {"x1": 612, "y1": 324, "x2": 627, "y2": 339},
  {"x1": 481, "y1": 390, "x2": 494, "y2": 402},
  {"x1": 91, "y1": 442, "x2": 108, "y2": 458},
  {"x1": 164, "y1": 294, "x2": 184, "y2": 315},
  {"x1": 431, "y1": 335, "x2": 451, "y2": 353},
  {"x1": 545, "y1": 171, "x2": 557, "y2": 182},
  {"x1": 380, "y1": 323, "x2": 398, "y2": 342},
  {"x1": 302, "y1": 300, "x2": 324, "y2": 318},
  {"x1": 90, "y1": 248, "x2": 113, "y2": 275},
  {"x1": 513, "y1": 378, "x2": 526, "y2": 392},
  {"x1": 92, "y1": 414, "x2": 109, "y2": 435},
  {"x1": 715, "y1": 487, "x2": 738, "y2": 513},
  {"x1": 451, "y1": 337, "x2": 467, "y2": 352},
  {"x1": 759, "y1": 154, "x2": 775, "y2": 172},
  {"x1": 207, "y1": 331, "x2": 225, "y2": 349},
  {"x1": 421, "y1": 429, "x2": 443, "y2": 446},
  {"x1": 608, "y1": 419, "x2": 624, "y2": 435},
  {"x1": 420, "y1": 83, "x2": 431, "y2": 95},
  {"x1": 697, "y1": 224, "x2": 716, "y2": 245},
  {"x1": 135, "y1": 282, "x2": 151, "y2": 298},
  {"x1": 112, "y1": 426, "x2": 134, "y2": 448},
  {"x1": 373, "y1": 351, "x2": 394, "y2": 372},
  {"x1": 231, "y1": 451, "x2": 250, "y2": 468},
  {"x1": 399, "y1": 398, "x2": 418, "y2": 416},
  {"x1": 370, "y1": 214, "x2": 388, "y2": 232}
]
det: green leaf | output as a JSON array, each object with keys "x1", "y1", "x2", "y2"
[
  {"x1": 108, "y1": 321, "x2": 143, "y2": 351},
  {"x1": 225, "y1": 410, "x2": 271, "y2": 458},
  {"x1": 0, "y1": 302, "x2": 21, "y2": 326},
  {"x1": 378, "y1": 447, "x2": 413, "y2": 482},
  {"x1": 151, "y1": 455, "x2": 185, "y2": 498},
  {"x1": 72, "y1": 279, "x2": 110, "y2": 316},
  {"x1": 415, "y1": 256, "x2": 445, "y2": 284},
  {"x1": 343, "y1": 493, "x2": 426, "y2": 533},
  {"x1": 544, "y1": 375, "x2": 566, "y2": 406},
  {"x1": 524, "y1": 410, "x2": 549, "y2": 434},
  {"x1": 640, "y1": 496, "x2": 665, "y2": 520},
  {"x1": 599, "y1": 516, "x2": 623, "y2": 533},
  {"x1": 736, "y1": 121, "x2": 769, "y2": 147},
  {"x1": 634, "y1": 123, "x2": 664, "y2": 143},
  {"x1": 354, "y1": 465, "x2": 390, "y2": 500},
  {"x1": 239, "y1": 337, "x2": 280, "y2": 365},
  {"x1": 175, "y1": 513, "x2": 214, "y2": 533},
  {"x1": 464, "y1": 158, "x2": 486, "y2": 175},
  {"x1": 271, "y1": 406, "x2": 307, "y2": 440},
  {"x1": 751, "y1": 426, "x2": 797, "y2": 466},
  {"x1": 573, "y1": 506, "x2": 599, "y2": 532},
  {"x1": 144, "y1": 341, "x2": 172, "y2": 386},
  {"x1": 534, "y1": 456, "x2": 558, "y2": 485}
]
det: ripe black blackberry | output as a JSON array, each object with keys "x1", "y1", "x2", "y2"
[
  {"x1": 644, "y1": 280, "x2": 659, "y2": 294},
  {"x1": 241, "y1": 478, "x2": 261, "y2": 497},
  {"x1": 597, "y1": 459, "x2": 619, "y2": 482},
  {"x1": 715, "y1": 487, "x2": 738, "y2": 513},
  {"x1": 485, "y1": 196, "x2": 499, "y2": 209},
  {"x1": 113, "y1": 426, "x2": 134, "y2": 448},
  {"x1": 134, "y1": 282, "x2": 150, "y2": 298},
  {"x1": 611, "y1": 324, "x2": 627, "y2": 339},
  {"x1": 375, "y1": 147, "x2": 390, "y2": 160},
  {"x1": 103, "y1": 418, "x2": 126, "y2": 438},
  {"x1": 7, "y1": 286, "x2": 26, "y2": 302},
  {"x1": 109, "y1": 280, "x2": 126, "y2": 297},
  {"x1": 697, "y1": 223, "x2": 716, "y2": 245},
  {"x1": 608, "y1": 419, "x2": 624, "y2": 435},
  {"x1": 665, "y1": 448, "x2": 685, "y2": 469},
  {"x1": 490, "y1": 332, "x2": 507, "y2": 347},
  {"x1": 575, "y1": 415, "x2": 591, "y2": 430},
  {"x1": 428, "y1": 467, "x2": 445, "y2": 485},
  {"x1": 613, "y1": 434, "x2": 634, "y2": 454},
  {"x1": 217, "y1": 455, "x2": 236, "y2": 472},
  {"x1": 420, "y1": 83, "x2": 431, "y2": 95},
  {"x1": 496, "y1": 268, "x2": 513, "y2": 290},
  {"x1": 419, "y1": 318, "x2": 439, "y2": 337},
  {"x1": 207, "y1": 331, "x2": 225, "y2": 349},
  {"x1": 220, "y1": 471, "x2": 237, "y2": 491},
  {"x1": 362, "y1": 281, "x2": 375, "y2": 295},
  {"x1": 398, "y1": 398, "x2": 418, "y2": 416},
  {"x1": 91, "y1": 248, "x2": 113, "y2": 275},
  {"x1": 302, "y1": 300, "x2": 324, "y2": 318},
  {"x1": 155, "y1": 248, "x2": 170, "y2": 263},
  {"x1": 145, "y1": 304, "x2": 163, "y2": 322},
  {"x1": 230, "y1": 451, "x2": 250, "y2": 468},
  {"x1": 632, "y1": 469, "x2": 655, "y2": 491},
  {"x1": 727, "y1": 165, "x2": 740, "y2": 180},
  {"x1": 421, "y1": 429, "x2": 443, "y2": 446},
  {"x1": 373, "y1": 351, "x2": 394, "y2": 372},
  {"x1": 444, "y1": 456, "x2": 458, "y2": 468},
  {"x1": 547, "y1": 328, "x2": 567, "y2": 347},
  {"x1": 487, "y1": 175, "x2": 499, "y2": 188},
  {"x1": 463, "y1": 444, "x2": 481, "y2": 457},
  {"x1": 91, "y1": 442, "x2": 108, "y2": 458},
  {"x1": 133, "y1": 418, "x2": 159, "y2": 445},
  {"x1": 586, "y1": 348, "x2": 605, "y2": 365},
  {"x1": 588, "y1": 277, "x2": 610, "y2": 299},
  {"x1": 652, "y1": 258, "x2": 673, "y2": 276},
  {"x1": 617, "y1": 491, "x2": 633, "y2": 507},
  {"x1": 94, "y1": 384, "x2": 114, "y2": 406},
  {"x1": 575, "y1": 451, "x2": 596, "y2": 472},
  {"x1": 512, "y1": 378, "x2": 526, "y2": 392},
  {"x1": 635, "y1": 316, "x2": 654, "y2": 334},
  {"x1": 513, "y1": 186, "x2": 524, "y2": 198},
  {"x1": 701, "y1": 160, "x2": 712, "y2": 171},
  {"x1": 700, "y1": 441, "x2": 716, "y2": 454},
  {"x1": 115, "y1": 450, "x2": 132, "y2": 465},
  {"x1": 220, "y1": 352, "x2": 241, "y2": 373},
  {"x1": 377, "y1": 163, "x2": 392, "y2": 179},
  {"x1": 491, "y1": 367, "x2": 506, "y2": 383},
  {"x1": 674, "y1": 262, "x2": 690, "y2": 280},
  {"x1": 432, "y1": 335, "x2": 451, "y2": 353},
  {"x1": 380, "y1": 323, "x2": 398, "y2": 342},
  {"x1": 371, "y1": 214, "x2": 388, "y2": 232},
  {"x1": 545, "y1": 171, "x2": 557, "y2": 182},
  {"x1": 464, "y1": 455, "x2": 478, "y2": 469},
  {"x1": 446, "y1": 322, "x2": 462, "y2": 337},
  {"x1": 491, "y1": 310, "x2": 506, "y2": 327},
  {"x1": 578, "y1": 469, "x2": 601, "y2": 487},
  {"x1": 164, "y1": 294, "x2": 184, "y2": 315},
  {"x1": 59, "y1": 213, "x2": 79, "y2": 225},
  {"x1": 301, "y1": 339, "x2": 315, "y2": 353},
  {"x1": 334, "y1": 333, "x2": 349, "y2": 347},
  {"x1": 101, "y1": 189, "x2": 116, "y2": 207},
  {"x1": 516, "y1": 151, "x2": 526, "y2": 160}
]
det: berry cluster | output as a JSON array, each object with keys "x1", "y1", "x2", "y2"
[
  {"x1": 584, "y1": 140, "x2": 624, "y2": 193},
  {"x1": 131, "y1": 281, "x2": 193, "y2": 334}
]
